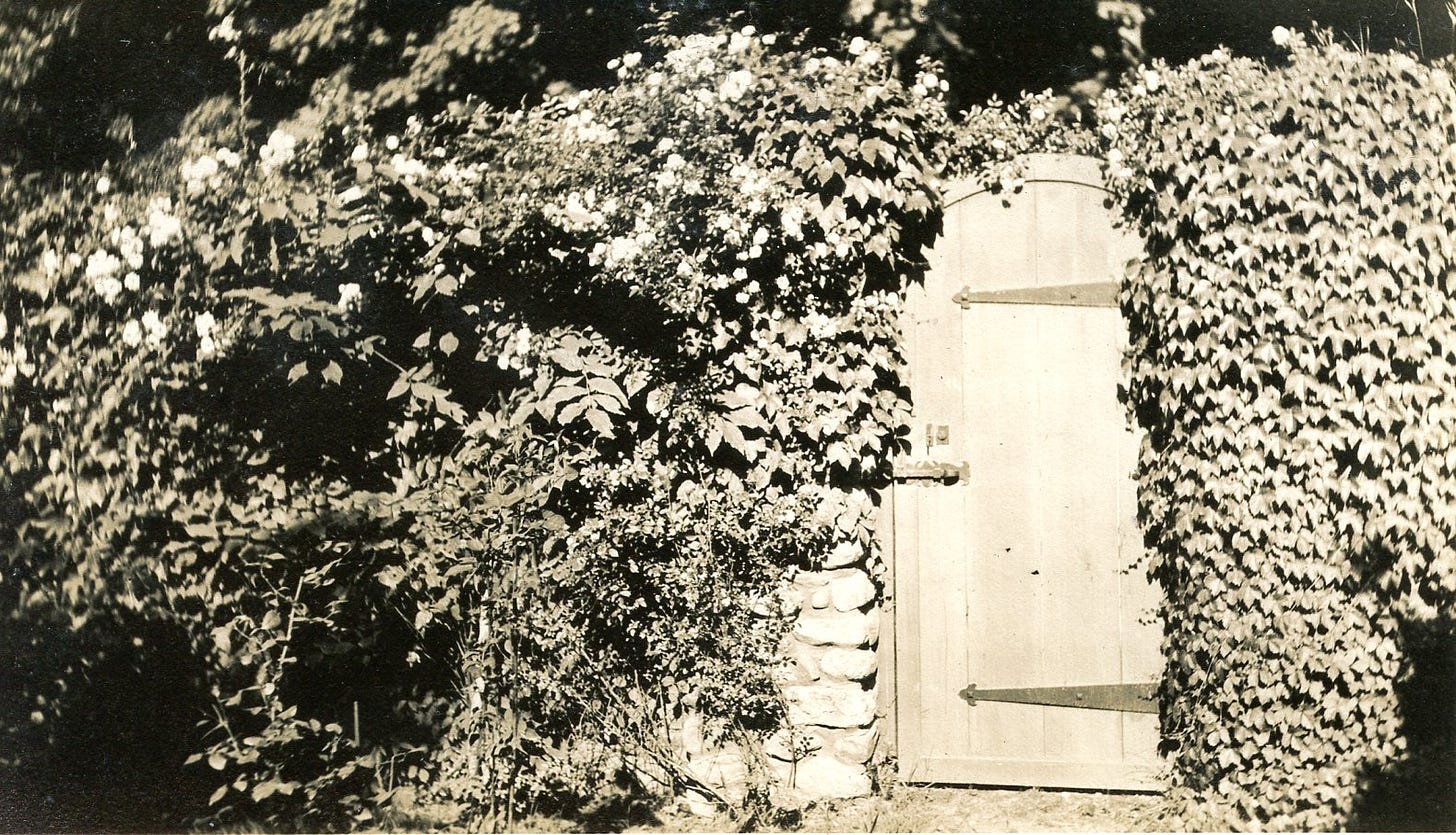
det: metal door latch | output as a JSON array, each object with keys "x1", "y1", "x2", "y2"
[{"x1": 892, "y1": 460, "x2": 969, "y2": 483}]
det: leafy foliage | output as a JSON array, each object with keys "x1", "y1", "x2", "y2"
[
  {"x1": 949, "y1": 27, "x2": 1455, "y2": 830},
  {"x1": 1103, "y1": 34, "x2": 1456, "y2": 830},
  {"x1": 0, "y1": 25, "x2": 948, "y2": 829}
]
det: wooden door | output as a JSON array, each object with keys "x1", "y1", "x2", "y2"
[{"x1": 889, "y1": 154, "x2": 1161, "y2": 791}]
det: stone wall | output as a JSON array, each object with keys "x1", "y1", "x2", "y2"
[{"x1": 677, "y1": 544, "x2": 883, "y2": 810}]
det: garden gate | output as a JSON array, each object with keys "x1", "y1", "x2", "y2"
[{"x1": 885, "y1": 154, "x2": 1162, "y2": 790}]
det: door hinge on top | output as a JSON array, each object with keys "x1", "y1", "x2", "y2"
[{"x1": 958, "y1": 682, "x2": 1158, "y2": 714}]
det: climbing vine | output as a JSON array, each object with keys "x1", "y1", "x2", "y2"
[{"x1": 1104, "y1": 32, "x2": 1456, "y2": 830}]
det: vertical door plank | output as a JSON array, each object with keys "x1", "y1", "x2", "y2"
[{"x1": 892, "y1": 481, "x2": 926, "y2": 781}]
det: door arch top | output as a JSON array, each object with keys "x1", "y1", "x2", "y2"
[{"x1": 943, "y1": 153, "x2": 1110, "y2": 210}]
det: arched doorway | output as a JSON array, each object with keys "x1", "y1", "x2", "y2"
[{"x1": 886, "y1": 154, "x2": 1161, "y2": 790}]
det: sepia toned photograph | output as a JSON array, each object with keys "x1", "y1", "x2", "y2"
[{"x1": 1, "y1": 1, "x2": 1453, "y2": 831}]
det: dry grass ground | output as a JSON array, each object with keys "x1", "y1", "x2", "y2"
[{"x1": 605, "y1": 785, "x2": 1166, "y2": 833}]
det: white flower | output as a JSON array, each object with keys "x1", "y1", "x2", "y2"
[
  {"x1": 337, "y1": 282, "x2": 362, "y2": 313},
  {"x1": 85, "y1": 248, "x2": 121, "y2": 282},
  {"x1": 718, "y1": 69, "x2": 753, "y2": 102},
  {"x1": 385, "y1": 135, "x2": 400, "y2": 151},
  {"x1": 198, "y1": 335, "x2": 217, "y2": 359},
  {"x1": 182, "y1": 155, "x2": 219, "y2": 192},
  {"x1": 848, "y1": 36, "x2": 867, "y2": 56},
  {"x1": 781, "y1": 204, "x2": 805, "y2": 240},
  {"x1": 350, "y1": 143, "x2": 369, "y2": 163},
  {"x1": 142, "y1": 311, "x2": 166, "y2": 345},
  {"x1": 94, "y1": 276, "x2": 123, "y2": 304},
  {"x1": 620, "y1": 51, "x2": 641, "y2": 69},
  {"x1": 42, "y1": 250, "x2": 61, "y2": 275},
  {"x1": 1107, "y1": 148, "x2": 1125, "y2": 166},
  {"x1": 1029, "y1": 106, "x2": 1047, "y2": 123},
  {"x1": 96, "y1": 176, "x2": 111, "y2": 195},
  {"x1": 146, "y1": 198, "x2": 182, "y2": 248},
  {"x1": 860, "y1": 48, "x2": 882, "y2": 65},
  {"x1": 0, "y1": 363, "x2": 14, "y2": 389},
  {"x1": 762, "y1": 33, "x2": 776, "y2": 46},
  {"x1": 216, "y1": 147, "x2": 241, "y2": 167},
  {"x1": 990, "y1": 138, "x2": 1008, "y2": 152},
  {"x1": 1272, "y1": 25, "x2": 1292, "y2": 46},
  {"x1": 121, "y1": 320, "x2": 143, "y2": 347},
  {"x1": 123, "y1": 271, "x2": 140, "y2": 291},
  {"x1": 1142, "y1": 68, "x2": 1162, "y2": 92},
  {"x1": 87, "y1": 250, "x2": 126, "y2": 300},
  {"x1": 189, "y1": 155, "x2": 218, "y2": 179},
  {"x1": 195, "y1": 311, "x2": 216, "y2": 339},
  {"x1": 258, "y1": 129, "x2": 297, "y2": 171}
]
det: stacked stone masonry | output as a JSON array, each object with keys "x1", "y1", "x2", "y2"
[{"x1": 677, "y1": 554, "x2": 881, "y2": 810}]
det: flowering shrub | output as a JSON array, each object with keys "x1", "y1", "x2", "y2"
[{"x1": 1, "y1": 24, "x2": 949, "y2": 828}]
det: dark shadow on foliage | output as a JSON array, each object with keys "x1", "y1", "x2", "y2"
[
  {"x1": 1350, "y1": 617, "x2": 1456, "y2": 832},
  {"x1": 0, "y1": 619, "x2": 215, "y2": 833}
]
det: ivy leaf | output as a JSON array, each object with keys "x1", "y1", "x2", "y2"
[
  {"x1": 321, "y1": 361, "x2": 343, "y2": 385},
  {"x1": 287, "y1": 362, "x2": 309, "y2": 385},
  {"x1": 439, "y1": 332, "x2": 459, "y2": 357}
]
